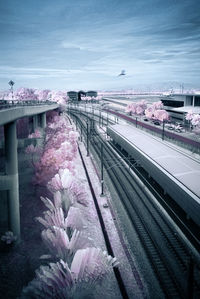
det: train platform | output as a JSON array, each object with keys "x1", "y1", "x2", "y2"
[{"x1": 108, "y1": 123, "x2": 200, "y2": 201}]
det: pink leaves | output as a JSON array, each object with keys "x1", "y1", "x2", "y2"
[
  {"x1": 36, "y1": 208, "x2": 66, "y2": 229},
  {"x1": 186, "y1": 112, "x2": 200, "y2": 126},
  {"x1": 186, "y1": 111, "x2": 200, "y2": 135},
  {"x1": 21, "y1": 260, "x2": 74, "y2": 298},
  {"x1": 125, "y1": 100, "x2": 147, "y2": 116},
  {"x1": 22, "y1": 105, "x2": 119, "y2": 298},
  {"x1": 41, "y1": 227, "x2": 91, "y2": 260},
  {"x1": 145, "y1": 101, "x2": 169, "y2": 122},
  {"x1": 154, "y1": 109, "x2": 169, "y2": 122},
  {"x1": 65, "y1": 207, "x2": 86, "y2": 231},
  {"x1": 33, "y1": 114, "x2": 78, "y2": 186},
  {"x1": 185, "y1": 110, "x2": 194, "y2": 121},
  {"x1": 36, "y1": 193, "x2": 65, "y2": 229},
  {"x1": 71, "y1": 248, "x2": 118, "y2": 283},
  {"x1": 22, "y1": 248, "x2": 118, "y2": 298},
  {"x1": 152, "y1": 100, "x2": 164, "y2": 110}
]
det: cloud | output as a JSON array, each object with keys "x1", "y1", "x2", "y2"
[
  {"x1": 0, "y1": 0, "x2": 200, "y2": 90},
  {"x1": 0, "y1": 66, "x2": 84, "y2": 79}
]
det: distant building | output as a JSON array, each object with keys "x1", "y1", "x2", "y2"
[
  {"x1": 161, "y1": 94, "x2": 200, "y2": 122},
  {"x1": 78, "y1": 90, "x2": 86, "y2": 101},
  {"x1": 67, "y1": 91, "x2": 78, "y2": 101},
  {"x1": 86, "y1": 90, "x2": 98, "y2": 98}
]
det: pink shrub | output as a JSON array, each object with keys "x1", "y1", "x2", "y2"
[
  {"x1": 21, "y1": 248, "x2": 118, "y2": 298},
  {"x1": 65, "y1": 207, "x2": 86, "y2": 231},
  {"x1": 36, "y1": 207, "x2": 66, "y2": 229},
  {"x1": 33, "y1": 114, "x2": 78, "y2": 185},
  {"x1": 41, "y1": 227, "x2": 91, "y2": 260},
  {"x1": 71, "y1": 247, "x2": 119, "y2": 283}
]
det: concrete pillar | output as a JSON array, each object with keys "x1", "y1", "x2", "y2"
[
  {"x1": 33, "y1": 115, "x2": 39, "y2": 130},
  {"x1": 4, "y1": 121, "x2": 20, "y2": 240},
  {"x1": 192, "y1": 96, "x2": 195, "y2": 107},
  {"x1": 40, "y1": 112, "x2": 46, "y2": 128}
]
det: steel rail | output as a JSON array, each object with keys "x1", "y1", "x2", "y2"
[
  {"x1": 66, "y1": 112, "x2": 130, "y2": 299},
  {"x1": 69, "y1": 110, "x2": 200, "y2": 299}
]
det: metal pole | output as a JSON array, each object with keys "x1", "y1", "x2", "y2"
[
  {"x1": 162, "y1": 120, "x2": 165, "y2": 141},
  {"x1": 99, "y1": 110, "x2": 101, "y2": 127},
  {"x1": 100, "y1": 143, "x2": 104, "y2": 196},
  {"x1": 136, "y1": 117, "x2": 138, "y2": 127},
  {"x1": 80, "y1": 124, "x2": 83, "y2": 142},
  {"x1": 87, "y1": 122, "x2": 89, "y2": 156}
]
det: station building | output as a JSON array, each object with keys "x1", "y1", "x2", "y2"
[
  {"x1": 67, "y1": 90, "x2": 98, "y2": 101},
  {"x1": 86, "y1": 90, "x2": 98, "y2": 97},
  {"x1": 67, "y1": 91, "x2": 78, "y2": 101},
  {"x1": 161, "y1": 93, "x2": 200, "y2": 122}
]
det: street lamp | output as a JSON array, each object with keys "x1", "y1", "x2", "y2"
[{"x1": 8, "y1": 80, "x2": 15, "y2": 99}]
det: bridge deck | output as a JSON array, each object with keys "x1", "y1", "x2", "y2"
[{"x1": 0, "y1": 104, "x2": 58, "y2": 126}]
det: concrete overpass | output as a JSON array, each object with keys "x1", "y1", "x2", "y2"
[{"x1": 0, "y1": 102, "x2": 59, "y2": 241}]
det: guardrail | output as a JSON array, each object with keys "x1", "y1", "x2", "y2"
[{"x1": 0, "y1": 99, "x2": 57, "y2": 110}]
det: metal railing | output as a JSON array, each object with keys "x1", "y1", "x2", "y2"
[{"x1": 0, "y1": 99, "x2": 57, "y2": 110}]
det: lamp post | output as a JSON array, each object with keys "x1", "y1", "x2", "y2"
[{"x1": 8, "y1": 80, "x2": 15, "y2": 100}]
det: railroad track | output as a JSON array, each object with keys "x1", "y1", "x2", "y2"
[{"x1": 68, "y1": 110, "x2": 200, "y2": 299}]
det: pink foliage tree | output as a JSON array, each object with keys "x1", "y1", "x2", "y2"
[
  {"x1": 34, "y1": 89, "x2": 51, "y2": 101},
  {"x1": 145, "y1": 101, "x2": 169, "y2": 122},
  {"x1": 186, "y1": 111, "x2": 200, "y2": 135},
  {"x1": 48, "y1": 90, "x2": 68, "y2": 106},
  {"x1": 13, "y1": 87, "x2": 38, "y2": 101},
  {"x1": 125, "y1": 100, "x2": 147, "y2": 116}
]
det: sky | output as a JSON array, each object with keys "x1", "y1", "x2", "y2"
[{"x1": 0, "y1": 0, "x2": 200, "y2": 91}]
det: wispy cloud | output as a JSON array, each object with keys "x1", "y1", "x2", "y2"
[
  {"x1": 0, "y1": 66, "x2": 83, "y2": 79},
  {"x1": 0, "y1": 0, "x2": 200, "y2": 90}
]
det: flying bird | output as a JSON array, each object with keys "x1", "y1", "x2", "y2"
[{"x1": 118, "y1": 70, "x2": 126, "y2": 76}]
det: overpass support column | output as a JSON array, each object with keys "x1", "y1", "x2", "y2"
[
  {"x1": 33, "y1": 115, "x2": 39, "y2": 130},
  {"x1": 40, "y1": 112, "x2": 46, "y2": 129},
  {"x1": 4, "y1": 121, "x2": 20, "y2": 240}
]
